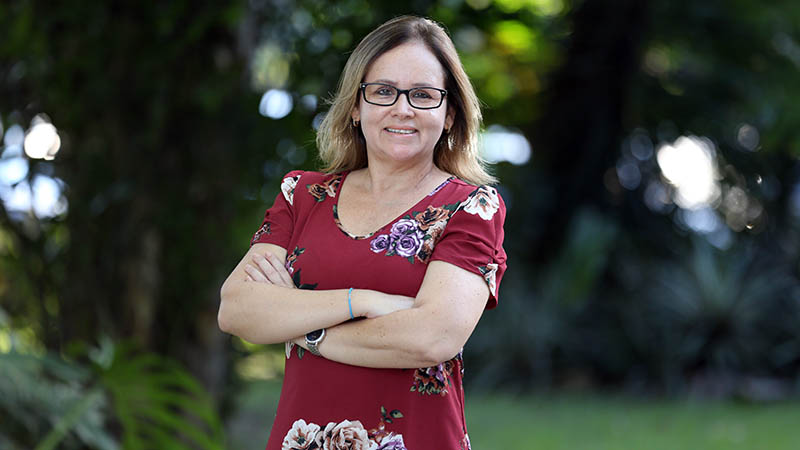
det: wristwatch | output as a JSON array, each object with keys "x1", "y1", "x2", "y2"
[{"x1": 305, "y1": 329, "x2": 326, "y2": 356}]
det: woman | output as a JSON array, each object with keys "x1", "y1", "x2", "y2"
[{"x1": 218, "y1": 16, "x2": 507, "y2": 450}]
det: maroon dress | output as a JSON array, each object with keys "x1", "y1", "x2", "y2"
[{"x1": 252, "y1": 170, "x2": 507, "y2": 450}]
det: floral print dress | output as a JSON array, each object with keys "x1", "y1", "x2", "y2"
[{"x1": 252, "y1": 170, "x2": 507, "y2": 450}]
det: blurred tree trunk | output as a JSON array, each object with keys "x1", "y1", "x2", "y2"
[
  {"x1": 531, "y1": 0, "x2": 648, "y2": 263},
  {"x1": 0, "y1": 2, "x2": 259, "y2": 403}
]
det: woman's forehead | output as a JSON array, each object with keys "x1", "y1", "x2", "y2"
[{"x1": 364, "y1": 42, "x2": 446, "y2": 86}]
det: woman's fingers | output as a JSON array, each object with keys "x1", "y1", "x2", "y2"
[
  {"x1": 265, "y1": 252, "x2": 295, "y2": 287},
  {"x1": 245, "y1": 251, "x2": 296, "y2": 288},
  {"x1": 244, "y1": 264, "x2": 268, "y2": 283},
  {"x1": 252, "y1": 254, "x2": 281, "y2": 284},
  {"x1": 251, "y1": 252, "x2": 295, "y2": 288}
]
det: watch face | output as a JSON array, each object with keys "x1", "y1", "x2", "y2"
[{"x1": 306, "y1": 329, "x2": 324, "y2": 341}]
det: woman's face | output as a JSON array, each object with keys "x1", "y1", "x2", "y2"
[{"x1": 352, "y1": 41, "x2": 454, "y2": 167}]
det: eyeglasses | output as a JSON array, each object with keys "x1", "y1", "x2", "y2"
[{"x1": 360, "y1": 83, "x2": 447, "y2": 110}]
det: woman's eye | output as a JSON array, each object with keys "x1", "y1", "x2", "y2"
[
  {"x1": 376, "y1": 88, "x2": 395, "y2": 96},
  {"x1": 412, "y1": 90, "x2": 433, "y2": 99}
]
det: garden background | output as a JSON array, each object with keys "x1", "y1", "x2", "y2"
[{"x1": 2, "y1": 1, "x2": 800, "y2": 448}]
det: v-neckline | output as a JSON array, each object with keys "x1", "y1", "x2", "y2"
[{"x1": 332, "y1": 170, "x2": 454, "y2": 240}]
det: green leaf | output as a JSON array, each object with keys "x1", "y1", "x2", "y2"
[
  {"x1": 390, "y1": 410, "x2": 403, "y2": 419},
  {"x1": 381, "y1": 406, "x2": 387, "y2": 417},
  {"x1": 298, "y1": 347, "x2": 305, "y2": 359},
  {"x1": 101, "y1": 344, "x2": 225, "y2": 450},
  {"x1": 34, "y1": 388, "x2": 105, "y2": 450}
]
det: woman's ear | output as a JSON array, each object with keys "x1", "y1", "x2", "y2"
[
  {"x1": 351, "y1": 107, "x2": 360, "y2": 125},
  {"x1": 445, "y1": 106, "x2": 455, "y2": 131}
]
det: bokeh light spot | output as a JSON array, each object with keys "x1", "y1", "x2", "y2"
[
  {"x1": 495, "y1": 0, "x2": 564, "y2": 15},
  {"x1": 480, "y1": 125, "x2": 531, "y2": 165},
  {"x1": 259, "y1": 90, "x2": 294, "y2": 119},
  {"x1": 251, "y1": 43, "x2": 290, "y2": 90},
  {"x1": 643, "y1": 180, "x2": 673, "y2": 214},
  {"x1": 629, "y1": 129, "x2": 654, "y2": 161},
  {"x1": 0, "y1": 157, "x2": 29, "y2": 185},
  {"x1": 24, "y1": 116, "x2": 61, "y2": 160},
  {"x1": 465, "y1": 0, "x2": 492, "y2": 10},
  {"x1": 312, "y1": 112, "x2": 326, "y2": 131},
  {"x1": 32, "y1": 175, "x2": 67, "y2": 218},
  {"x1": 656, "y1": 135, "x2": 720, "y2": 210},
  {"x1": 454, "y1": 26, "x2": 486, "y2": 53},
  {"x1": 494, "y1": 21, "x2": 538, "y2": 55},
  {"x1": 0, "y1": 175, "x2": 67, "y2": 219},
  {"x1": 300, "y1": 94, "x2": 317, "y2": 112},
  {"x1": 616, "y1": 158, "x2": 641, "y2": 190},
  {"x1": 736, "y1": 123, "x2": 760, "y2": 151},
  {"x1": 4, "y1": 124, "x2": 25, "y2": 151}
]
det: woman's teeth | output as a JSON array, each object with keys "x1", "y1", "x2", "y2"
[{"x1": 386, "y1": 128, "x2": 415, "y2": 134}]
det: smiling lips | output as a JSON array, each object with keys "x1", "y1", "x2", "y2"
[{"x1": 385, "y1": 127, "x2": 417, "y2": 134}]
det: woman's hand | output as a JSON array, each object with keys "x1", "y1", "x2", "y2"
[
  {"x1": 245, "y1": 251, "x2": 295, "y2": 289},
  {"x1": 244, "y1": 250, "x2": 414, "y2": 319},
  {"x1": 362, "y1": 292, "x2": 415, "y2": 319}
]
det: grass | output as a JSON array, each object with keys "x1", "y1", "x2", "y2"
[
  {"x1": 227, "y1": 380, "x2": 800, "y2": 449},
  {"x1": 466, "y1": 393, "x2": 800, "y2": 449}
]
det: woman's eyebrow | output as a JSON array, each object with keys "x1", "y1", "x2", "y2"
[{"x1": 369, "y1": 78, "x2": 438, "y2": 87}]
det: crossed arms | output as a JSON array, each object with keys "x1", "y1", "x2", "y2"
[{"x1": 217, "y1": 243, "x2": 489, "y2": 369}]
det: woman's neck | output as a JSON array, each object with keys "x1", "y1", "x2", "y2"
[{"x1": 358, "y1": 159, "x2": 443, "y2": 197}]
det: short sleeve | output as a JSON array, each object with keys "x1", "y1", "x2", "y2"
[
  {"x1": 429, "y1": 185, "x2": 507, "y2": 309},
  {"x1": 250, "y1": 170, "x2": 305, "y2": 249}
]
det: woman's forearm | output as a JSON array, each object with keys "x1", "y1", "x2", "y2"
[
  {"x1": 219, "y1": 280, "x2": 413, "y2": 344},
  {"x1": 219, "y1": 280, "x2": 353, "y2": 344},
  {"x1": 294, "y1": 304, "x2": 468, "y2": 369}
]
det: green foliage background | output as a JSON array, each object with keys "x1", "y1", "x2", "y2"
[{"x1": 1, "y1": 0, "x2": 800, "y2": 447}]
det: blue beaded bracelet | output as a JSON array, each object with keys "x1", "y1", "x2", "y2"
[{"x1": 348, "y1": 287, "x2": 355, "y2": 320}]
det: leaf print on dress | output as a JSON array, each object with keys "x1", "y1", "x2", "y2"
[
  {"x1": 369, "y1": 406, "x2": 406, "y2": 449},
  {"x1": 410, "y1": 359, "x2": 455, "y2": 396},
  {"x1": 462, "y1": 185, "x2": 500, "y2": 220},
  {"x1": 285, "y1": 247, "x2": 318, "y2": 290},
  {"x1": 282, "y1": 174, "x2": 301, "y2": 205},
  {"x1": 478, "y1": 262, "x2": 499, "y2": 297},
  {"x1": 369, "y1": 202, "x2": 459, "y2": 264},
  {"x1": 284, "y1": 247, "x2": 317, "y2": 360},
  {"x1": 307, "y1": 173, "x2": 342, "y2": 202}
]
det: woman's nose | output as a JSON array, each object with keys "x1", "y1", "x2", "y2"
[{"x1": 391, "y1": 92, "x2": 415, "y2": 115}]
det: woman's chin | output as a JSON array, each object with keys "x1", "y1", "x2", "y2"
[{"x1": 373, "y1": 147, "x2": 434, "y2": 164}]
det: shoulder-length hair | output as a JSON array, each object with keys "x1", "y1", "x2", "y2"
[{"x1": 316, "y1": 15, "x2": 495, "y2": 186}]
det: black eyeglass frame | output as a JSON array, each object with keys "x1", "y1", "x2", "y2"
[{"x1": 359, "y1": 82, "x2": 448, "y2": 110}]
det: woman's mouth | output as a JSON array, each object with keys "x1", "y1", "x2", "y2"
[{"x1": 385, "y1": 127, "x2": 416, "y2": 135}]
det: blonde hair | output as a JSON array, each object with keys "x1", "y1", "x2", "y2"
[{"x1": 316, "y1": 16, "x2": 495, "y2": 185}]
